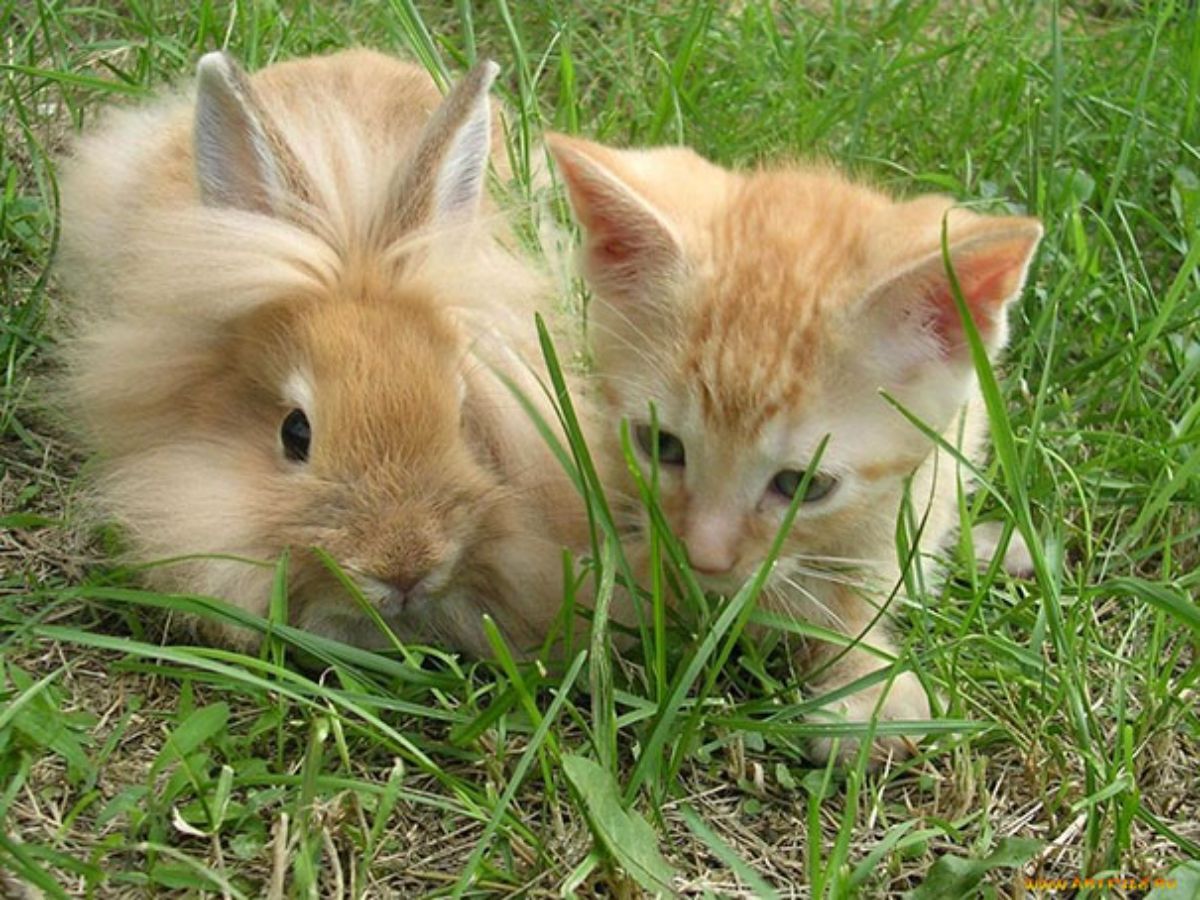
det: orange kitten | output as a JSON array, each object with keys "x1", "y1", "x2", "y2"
[{"x1": 548, "y1": 135, "x2": 1041, "y2": 763}]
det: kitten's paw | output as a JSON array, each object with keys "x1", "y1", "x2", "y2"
[
  {"x1": 806, "y1": 670, "x2": 931, "y2": 767},
  {"x1": 971, "y1": 521, "x2": 1034, "y2": 578}
]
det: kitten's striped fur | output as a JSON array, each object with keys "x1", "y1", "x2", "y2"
[{"x1": 550, "y1": 134, "x2": 1041, "y2": 763}]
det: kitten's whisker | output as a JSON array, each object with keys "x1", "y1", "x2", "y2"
[
  {"x1": 785, "y1": 567, "x2": 892, "y2": 615},
  {"x1": 582, "y1": 317, "x2": 674, "y2": 383},
  {"x1": 585, "y1": 301, "x2": 657, "y2": 348},
  {"x1": 785, "y1": 551, "x2": 889, "y2": 567},
  {"x1": 769, "y1": 573, "x2": 848, "y2": 631},
  {"x1": 787, "y1": 565, "x2": 873, "y2": 592},
  {"x1": 588, "y1": 371, "x2": 662, "y2": 395}
]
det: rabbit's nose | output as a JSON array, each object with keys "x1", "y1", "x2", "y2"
[
  {"x1": 370, "y1": 572, "x2": 429, "y2": 617},
  {"x1": 387, "y1": 572, "x2": 426, "y2": 596}
]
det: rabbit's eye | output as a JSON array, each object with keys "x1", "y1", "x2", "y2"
[{"x1": 281, "y1": 409, "x2": 311, "y2": 462}]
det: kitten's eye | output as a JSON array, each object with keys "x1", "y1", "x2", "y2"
[
  {"x1": 634, "y1": 423, "x2": 686, "y2": 466},
  {"x1": 771, "y1": 468, "x2": 837, "y2": 502},
  {"x1": 281, "y1": 408, "x2": 311, "y2": 463}
]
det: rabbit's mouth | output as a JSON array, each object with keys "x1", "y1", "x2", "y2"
[
  {"x1": 353, "y1": 557, "x2": 462, "y2": 617},
  {"x1": 376, "y1": 585, "x2": 422, "y2": 618},
  {"x1": 354, "y1": 574, "x2": 423, "y2": 614}
]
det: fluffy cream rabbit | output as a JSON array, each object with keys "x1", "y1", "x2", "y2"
[{"x1": 56, "y1": 49, "x2": 592, "y2": 655}]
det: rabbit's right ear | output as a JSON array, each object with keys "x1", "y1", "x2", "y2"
[
  {"x1": 389, "y1": 60, "x2": 500, "y2": 233},
  {"x1": 195, "y1": 51, "x2": 293, "y2": 215}
]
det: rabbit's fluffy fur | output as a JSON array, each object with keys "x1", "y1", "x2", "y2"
[{"x1": 57, "y1": 49, "x2": 591, "y2": 655}]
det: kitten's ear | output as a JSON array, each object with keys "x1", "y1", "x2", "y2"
[
  {"x1": 862, "y1": 216, "x2": 1042, "y2": 376},
  {"x1": 391, "y1": 60, "x2": 499, "y2": 231},
  {"x1": 546, "y1": 134, "x2": 685, "y2": 303},
  {"x1": 195, "y1": 52, "x2": 295, "y2": 214}
]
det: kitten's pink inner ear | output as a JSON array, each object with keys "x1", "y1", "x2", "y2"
[
  {"x1": 927, "y1": 229, "x2": 1042, "y2": 349},
  {"x1": 872, "y1": 220, "x2": 1041, "y2": 367},
  {"x1": 560, "y1": 163, "x2": 639, "y2": 264},
  {"x1": 547, "y1": 135, "x2": 683, "y2": 298},
  {"x1": 861, "y1": 219, "x2": 1041, "y2": 381}
]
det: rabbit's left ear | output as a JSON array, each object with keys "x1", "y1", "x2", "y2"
[
  {"x1": 194, "y1": 51, "x2": 297, "y2": 215},
  {"x1": 391, "y1": 60, "x2": 499, "y2": 231}
]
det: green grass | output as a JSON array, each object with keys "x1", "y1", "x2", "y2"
[{"x1": 2, "y1": 1, "x2": 1199, "y2": 896}]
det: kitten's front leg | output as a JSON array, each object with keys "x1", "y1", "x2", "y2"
[{"x1": 788, "y1": 581, "x2": 931, "y2": 766}]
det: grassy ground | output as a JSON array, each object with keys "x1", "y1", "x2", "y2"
[{"x1": 2, "y1": 1, "x2": 1199, "y2": 897}]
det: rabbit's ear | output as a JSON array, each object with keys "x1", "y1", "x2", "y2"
[
  {"x1": 194, "y1": 51, "x2": 292, "y2": 214},
  {"x1": 391, "y1": 60, "x2": 499, "y2": 231}
]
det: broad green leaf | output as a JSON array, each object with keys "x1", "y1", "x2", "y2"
[
  {"x1": 1148, "y1": 860, "x2": 1200, "y2": 899},
  {"x1": 151, "y1": 703, "x2": 229, "y2": 779},
  {"x1": 562, "y1": 755, "x2": 676, "y2": 896},
  {"x1": 908, "y1": 837, "x2": 1043, "y2": 900},
  {"x1": 1049, "y1": 165, "x2": 1096, "y2": 206}
]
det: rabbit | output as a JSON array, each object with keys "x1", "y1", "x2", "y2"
[{"x1": 55, "y1": 48, "x2": 596, "y2": 657}]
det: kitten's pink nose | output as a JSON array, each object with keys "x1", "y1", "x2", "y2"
[
  {"x1": 690, "y1": 556, "x2": 735, "y2": 577},
  {"x1": 684, "y1": 516, "x2": 739, "y2": 576}
]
